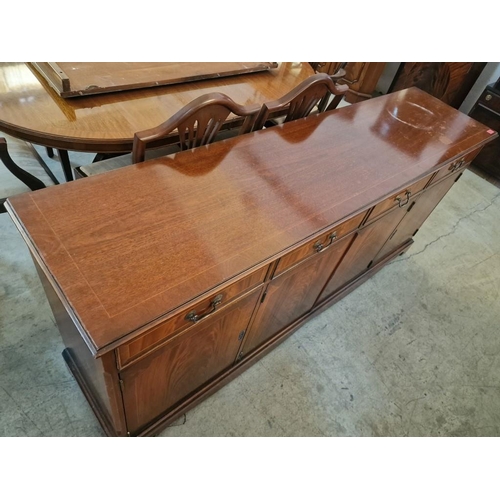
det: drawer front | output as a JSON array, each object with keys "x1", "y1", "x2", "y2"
[
  {"x1": 478, "y1": 89, "x2": 500, "y2": 115},
  {"x1": 273, "y1": 211, "x2": 366, "y2": 277},
  {"x1": 429, "y1": 148, "x2": 480, "y2": 186},
  {"x1": 366, "y1": 174, "x2": 433, "y2": 223},
  {"x1": 117, "y1": 265, "x2": 268, "y2": 367}
]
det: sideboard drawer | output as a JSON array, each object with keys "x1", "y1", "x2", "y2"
[
  {"x1": 479, "y1": 89, "x2": 500, "y2": 115},
  {"x1": 366, "y1": 174, "x2": 433, "y2": 223},
  {"x1": 117, "y1": 265, "x2": 268, "y2": 367},
  {"x1": 429, "y1": 148, "x2": 480, "y2": 186},
  {"x1": 273, "y1": 211, "x2": 366, "y2": 277}
]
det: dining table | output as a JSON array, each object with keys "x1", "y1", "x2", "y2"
[{"x1": 0, "y1": 62, "x2": 315, "y2": 181}]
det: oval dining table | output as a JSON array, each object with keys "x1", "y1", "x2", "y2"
[{"x1": 0, "y1": 62, "x2": 315, "y2": 181}]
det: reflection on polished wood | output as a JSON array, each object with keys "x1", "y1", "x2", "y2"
[
  {"x1": 7, "y1": 87, "x2": 495, "y2": 354},
  {"x1": 0, "y1": 62, "x2": 315, "y2": 153},
  {"x1": 6, "y1": 88, "x2": 496, "y2": 436}
]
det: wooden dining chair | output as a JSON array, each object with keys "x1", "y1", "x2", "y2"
[
  {"x1": 252, "y1": 73, "x2": 349, "y2": 132},
  {"x1": 0, "y1": 137, "x2": 46, "y2": 213},
  {"x1": 131, "y1": 92, "x2": 260, "y2": 163},
  {"x1": 309, "y1": 62, "x2": 348, "y2": 83}
]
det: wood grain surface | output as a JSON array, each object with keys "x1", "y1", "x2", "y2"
[
  {"x1": 0, "y1": 62, "x2": 314, "y2": 153},
  {"x1": 30, "y1": 62, "x2": 278, "y2": 98},
  {"x1": 6, "y1": 88, "x2": 497, "y2": 356}
]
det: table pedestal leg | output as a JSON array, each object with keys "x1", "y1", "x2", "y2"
[{"x1": 57, "y1": 149, "x2": 73, "y2": 182}]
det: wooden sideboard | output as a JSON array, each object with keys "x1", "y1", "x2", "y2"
[{"x1": 6, "y1": 88, "x2": 496, "y2": 437}]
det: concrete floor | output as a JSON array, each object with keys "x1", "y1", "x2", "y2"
[{"x1": 1, "y1": 145, "x2": 500, "y2": 437}]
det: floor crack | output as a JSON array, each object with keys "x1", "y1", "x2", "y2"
[{"x1": 391, "y1": 191, "x2": 500, "y2": 265}]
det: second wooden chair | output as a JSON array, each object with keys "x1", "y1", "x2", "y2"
[{"x1": 252, "y1": 73, "x2": 349, "y2": 131}]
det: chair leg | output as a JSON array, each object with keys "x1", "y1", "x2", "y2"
[
  {"x1": 46, "y1": 147, "x2": 54, "y2": 158},
  {"x1": 0, "y1": 137, "x2": 46, "y2": 212}
]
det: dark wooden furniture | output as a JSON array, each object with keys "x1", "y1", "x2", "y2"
[
  {"x1": 389, "y1": 63, "x2": 487, "y2": 109},
  {"x1": 6, "y1": 88, "x2": 496, "y2": 437},
  {"x1": 252, "y1": 73, "x2": 348, "y2": 131},
  {"x1": 79, "y1": 78, "x2": 348, "y2": 177},
  {"x1": 0, "y1": 63, "x2": 314, "y2": 181},
  {"x1": 315, "y1": 63, "x2": 386, "y2": 103},
  {"x1": 308, "y1": 62, "x2": 347, "y2": 82},
  {"x1": 0, "y1": 138, "x2": 46, "y2": 213},
  {"x1": 132, "y1": 92, "x2": 260, "y2": 163},
  {"x1": 468, "y1": 80, "x2": 500, "y2": 181},
  {"x1": 29, "y1": 62, "x2": 278, "y2": 98}
]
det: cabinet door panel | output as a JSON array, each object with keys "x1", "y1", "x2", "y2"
[
  {"x1": 318, "y1": 206, "x2": 407, "y2": 302},
  {"x1": 243, "y1": 234, "x2": 355, "y2": 354},
  {"x1": 373, "y1": 173, "x2": 460, "y2": 261},
  {"x1": 121, "y1": 288, "x2": 261, "y2": 433}
]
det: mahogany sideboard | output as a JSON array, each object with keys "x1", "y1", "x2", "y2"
[{"x1": 6, "y1": 88, "x2": 496, "y2": 437}]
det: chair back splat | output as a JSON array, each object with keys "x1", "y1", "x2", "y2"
[
  {"x1": 132, "y1": 92, "x2": 260, "y2": 163},
  {"x1": 253, "y1": 73, "x2": 349, "y2": 131}
]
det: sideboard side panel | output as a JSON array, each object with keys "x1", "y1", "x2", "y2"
[{"x1": 33, "y1": 259, "x2": 127, "y2": 436}]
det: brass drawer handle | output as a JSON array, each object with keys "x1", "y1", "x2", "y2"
[
  {"x1": 313, "y1": 232, "x2": 337, "y2": 253},
  {"x1": 450, "y1": 159, "x2": 465, "y2": 172},
  {"x1": 485, "y1": 94, "x2": 492, "y2": 101},
  {"x1": 185, "y1": 294, "x2": 223, "y2": 323},
  {"x1": 396, "y1": 191, "x2": 411, "y2": 208}
]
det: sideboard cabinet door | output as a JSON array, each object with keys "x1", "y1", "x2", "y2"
[
  {"x1": 373, "y1": 171, "x2": 462, "y2": 262},
  {"x1": 242, "y1": 233, "x2": 356, "y2": 355},
  {"x1": 317, "y1": 204, "x2": 409, "y2": 303},
  {"x1": 120, "y1": 288, "x2": 262, "y2": 434}
]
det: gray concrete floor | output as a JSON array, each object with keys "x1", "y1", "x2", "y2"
[{"x1": 1, "y1": 144, "x2": 500, "y2": 437}]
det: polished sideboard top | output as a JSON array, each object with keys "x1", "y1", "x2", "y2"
[{"x1": 6, "y1": 88, "x2": 496, "y2": 356}]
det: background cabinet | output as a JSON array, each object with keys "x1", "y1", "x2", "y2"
[
  {"x1": 314, "y1": 62, "x2": 386, "y2": 103},
  {"x1": 389, "y1": 63, "x2": 486, "y2": 109},
  {"x1": 468, "y1": 81, "x2": 500, "y2": 182}
]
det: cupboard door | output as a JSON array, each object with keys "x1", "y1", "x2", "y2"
[
  {"x1": 373, "y1": 173, "x2": 461, "y2": 261},
  {"x1": 317, "y1": 204, "x2": 408, "y2": 303},
  {"x1": 242, "y1": 234, "x2": 355, "y2": 355},
  {"x1": 120, "y1": 288, "x2": 261, "y2": 434}
]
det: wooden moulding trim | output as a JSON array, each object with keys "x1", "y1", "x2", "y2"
[
  {"x1": 62, "y1": 349, "x2": 117, "y2": 437},
  {"x1": 136, "y1": 240, "x2": 413, "y2": 437}
]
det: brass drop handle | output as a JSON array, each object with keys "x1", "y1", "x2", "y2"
[
  {"x1": 396, "y1": 191, "x2": 411, "y2": 208},
  {"x1": 185, "y1": 294, "x2": 223, "y2": 323},
  {"x1": 450, "y1": 159, "x2": 465, "y2": 172},
  {"x1": 313, "y1": 232, "x2": 337, "y2": 253}
]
